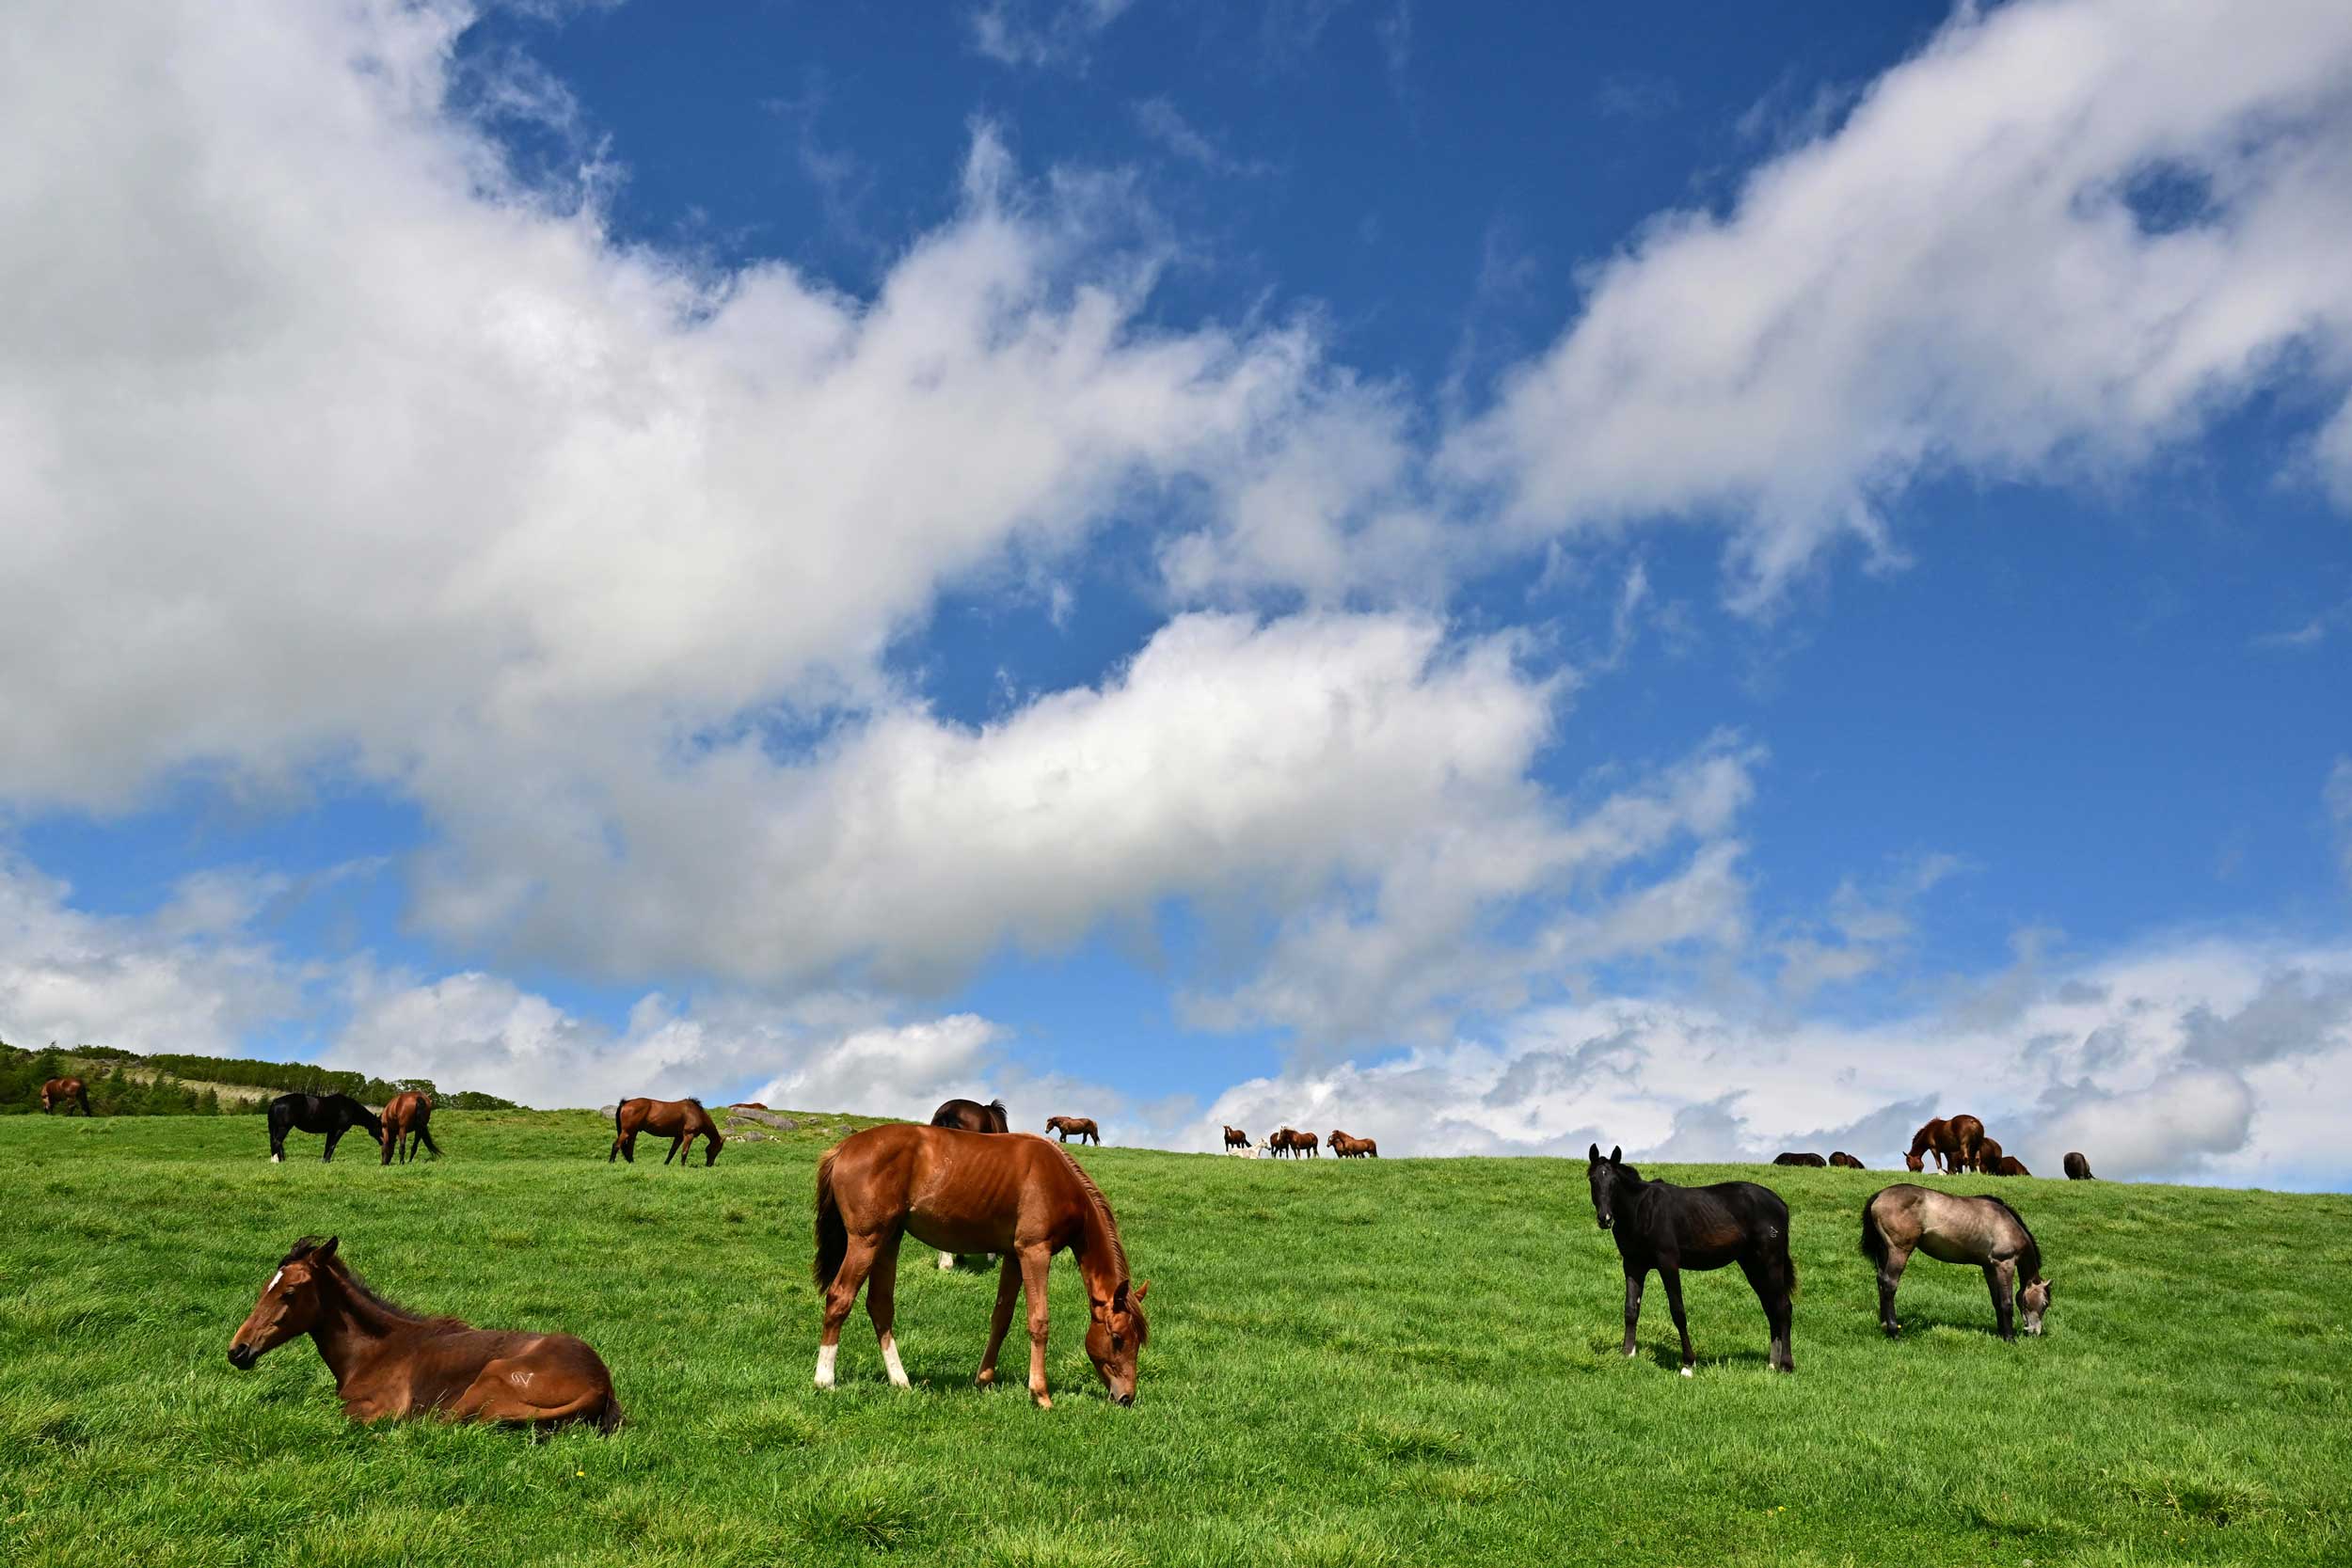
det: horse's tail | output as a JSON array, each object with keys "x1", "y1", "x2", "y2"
[
  {"x1": 596, "y1": 1392, "x2": 626, "y2": 1434},
  {"x1": 415, "y1": 1117, "x2": 442, "y2": 1156},
  {"x1": 813, "y1": 1146, "x2": 847, "y2": 1290},
  {"x1": 1858, "y1": 1194, "x2": 1888, "y2": 1270}
]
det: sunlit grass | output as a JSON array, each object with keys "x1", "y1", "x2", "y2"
[{"x1": 1, "y1": 1111, "x2": 2344, "y2": 1564}]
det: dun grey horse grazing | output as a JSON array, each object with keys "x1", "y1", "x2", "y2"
[{"x1": 1860, "y1": 1184, "x2": 2052, "y2": 1341}]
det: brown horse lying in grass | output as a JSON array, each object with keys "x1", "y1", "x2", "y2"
[
  {"x1": 379, "y1": 1090, "x2": 440, "y2": 1164},
  {"x1": 1861, "y1": 1184, "x2": 2051, "y2": 1340},
  {"x1": 41, "y1": 1077, "x2": 91, "y2": 1115},
  {"x1": 610, "y1": 1097, "x2": 724, "y2": 1165},
  {"x1": 1328, "y1": 1131, "x2": 1377, "y2": 1157},
  {"x1": 813, "y1": 1126, "x2": 1151, "y2": 1408},
  {"x1": 1044, "y1": 1115, "x2": 1099, "y2": 1146},
  {"x1": 229, "y1": 1236, "x2": 622, "y2": 1430},
  {"x1": 1828, "y1": 1151, "x2": 1865, "y2": 1169}
]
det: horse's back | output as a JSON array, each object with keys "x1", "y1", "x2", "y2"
[{"x1": 1644, "y1": 1179, "x2": 1788, "y2": 1262}]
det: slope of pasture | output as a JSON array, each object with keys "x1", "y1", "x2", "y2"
[{"x1": 1, "y1": 1113, "x2": 2344, "y2": 1567}]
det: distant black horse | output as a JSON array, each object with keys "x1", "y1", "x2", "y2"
[
  {"x1": 2063, "y1": 1151, "x2": 2094, "y2": 1180},
  {"x1": 929, "y1": 1096, "x2": 1010, "y2": 1270},
  {"x1": 1587, "y1": 1143, "x2": 1797, "y2": 1375},
  {"x1": 930, "y1": 1097, "x2": 1010, "y2": 1133},
  {"x1": 1772, "y1": 1152, "x2": 1827, "y2": 1167},
  {"x1": 266, "y1": 1093, "x2": 384, "y2": 1164}
]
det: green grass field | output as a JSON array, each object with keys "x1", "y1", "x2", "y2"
[{"x1": 2, "y1": 1112, "x2": 2345, "y2": 1566}]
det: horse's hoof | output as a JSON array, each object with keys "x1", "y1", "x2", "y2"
[
  {"x1": 975, "y1": 1369, "x2": 996, "y2": 1387},
  {"x1": 1032, "y1": 1394, "x2": 1053, "y2": 1410},
  {"x1": 1678, "y1": 1366, "x2": 1693, "y2": 1378}
]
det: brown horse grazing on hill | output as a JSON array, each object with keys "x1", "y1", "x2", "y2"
[
  {"x1": 932, "y1": 1097, "x2": 1010, "y2": 1133},
  {"x1": 229, "y1": 1236, "x2": 622, "y2": 1429},
  {"x1": 1828, "y1": 1152, "x2": 1865, "y2": 1169},
  {"x1": 1906, "y1": 1115, "x2": 1985, "y2": 1172},
  {"x1": 1990, "y1": 1156, "x2": 2029, "y2": 1177},
  {"x1": 1861, "y1": 1184, "x2": 2051, "y2": 1340},
  {"x1": 1290, "y1": 1130, "x2": 1320, "y2": 1157},
  {"x1": 1329, "y1": 1131, "x2": 1377, "y2": 1158},
  {"x1": 2064, "y1": 1151, "x2": 2094, "y2": 1180},
  {"x1": 41, "y1": 1077, "x2": 91, "y2": 1115},
  {"x1": 1044, "y1": 1116, "x2": 1099, "y2": 1146},
  {"x1": 609, "y1": 1098, "x2": 724, "y2": 1166},
  {"x1": 1588, "y1": 1144, "x2": 1796, "y2": 1375},
  {"x1": 1904, "y1": 1117, "x2": 1947, "y2": 1172},
  {"x1": 813, "y1": 1126, "x2": 1151, "y2": 1408},
  {"x1": 1974, "y1": 1135, "x2": 2005, "y2": 1175},
  {"x1": 1772, "y1": 1151, "x2": 1827, "y2": 1167},
  {"x1": 1266, "y1": 1128, "x2": 1297, "y2": 1157},
  {"x1": 379, "y1": 1091, "x2": 441, "y2": 1165},
  {"x1": 1223, "y1": 1125, "x2": 1250, "y2": 1149}
]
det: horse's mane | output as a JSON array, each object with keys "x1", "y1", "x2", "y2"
[
  {"x1": 280, "y1": 1238, "x2": 456, "y2": 1327},
  {"x1": 682, "y1": 1096, "x2": 704, "y2": 1109},
  {"x1": 1977, "y1": 1195, "x2": 2042, "y2": 1279},
  {"x1": 1039, "y1": 1138, "x2": 1135, "y2": 1305}
]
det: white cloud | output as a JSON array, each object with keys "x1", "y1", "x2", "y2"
[
  {"x1": 1445, "y1": 0, "x2": 2352, "y2": 607},
  {"x1": 968, "y1": 0, "x2": 1136, "y2": 70}
]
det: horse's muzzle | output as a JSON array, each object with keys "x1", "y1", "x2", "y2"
[
  {"x1": 1597, "y1": 1216, "x2": 1613, "y2": 1229},
  {"x1": 1112, "y1": 1391, "x2": 1135, "y2": 1407},
  {"x1": 227, "y1": 1342, "x2": 257, "y2": 1370}
]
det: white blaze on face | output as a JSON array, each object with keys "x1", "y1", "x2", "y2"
[{"x1": 266, "y1": 1270, "x2": 284, "y2": 1294}]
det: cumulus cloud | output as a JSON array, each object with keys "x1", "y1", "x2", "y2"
[
  {"x1": 1446, "y1": 0, "x2": 2352, "y2": 606},
  {"x1": 968, "y1": 0, "x2": 1136, "y2": 70}
]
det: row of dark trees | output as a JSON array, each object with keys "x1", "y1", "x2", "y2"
[{"x1": 0, "y1": 1041, "x2": 519, "y2": 1116}]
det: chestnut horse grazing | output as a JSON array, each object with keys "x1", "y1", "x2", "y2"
[
  {"x1": 2064, "y1": 1151, "x2": 2095, "y2": 1180},
  {"x1": 930, "y1": 1097, "x2": 1009, "y2": 1269},
  {"x1": 812, "y1": 1126, "x2": 1151, "y2": 1408},
  {"x1": 267, "y1": 1093, "x2": 384, "y2": 1164},
  {"x1": 1587, "y1": 1144, "x2": 1796, "y2": 1375},
  {"x1": 1772, "y1": 1152, "x2": 1827, "y2": 1167},
  {"x1": 609, "y1": 1098, "x2": 724, "y2": 1166},
  {"x1": 1329, "y1": 1131, "x2": 1377, "y2": 1158},
  {"x1": 1829, "y1": 1152, "x2": 1865, "y2": 1169},
  {"x1": 1906, "y1": 1115, "x2": 1984, "y2": 1173},
  {"x1": 1990, "y1": 1156, "x2": 2030, "y2": 1177},
  {"x1": 1974, "y1": 1135, "x2": 2006, "y2": 1175},
  {"x1": 1044, "y1": 1116, "x2": 1099, "y2": 1146},
  {"x1": 379, "y1": 1091, "x2": 441, "y2": 1165},
  {"x1": 1223, "y1": 1125, "x2": 1250, "y2": 1150},
  {"x1": 230, "y1": 1236, "x2": 622, "y2": 1430},
  {"x1": 41, "y1": 1077, "x2": 91, "y2": 1115},
  {"x1": 1861, "y1": 1184, "x2": 2051, "y2": 1340}
]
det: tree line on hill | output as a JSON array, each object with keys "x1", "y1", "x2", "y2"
[{"x1": 0, "y1": 1040, "x2": 521, "y2": 1116}]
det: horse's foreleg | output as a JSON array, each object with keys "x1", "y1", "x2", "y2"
[
  {"x1": 816, "y1": 1236, "x2": 881, "y2": 1389},
  {"x1": 1019, "y1": 1244, "x2": 1056, "y2": 1408},
  {"x1": 1658, "y1": 1261, "x2": 1695, "y2": 1375},
  {"x1": 1876, "y1": 1246, "x2": 1910, "y2": 1338},
  {"x1": 866, "y1": 1232, "x2": 911, "y2": 1388},
  {"x1": 977, "y1": 1255, "x2": 1021, "y2": 1386},
  {"x1": 1621, "y1": 1269, "x2": 1645, "y2": 1358},
  {"x1": 322, "y1": 1129, "x2": 342, "y2": 1163},
  {"x1": 663, "y1": 1134, "x2": 684, "y2": 1166},
  {"x1": 1986, "y1": 1259, "x2": 2017, "y2": 1341}
]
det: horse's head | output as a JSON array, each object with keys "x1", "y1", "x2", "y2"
[
  {"x1": 1086, "y1": 1278, "x2": 1152, "y2": 1405},
  {"x1": 230, "y1": 1236, "x2": 338, "y2": 1368},
  {"x1": 2019, "y1": 1276, "x2": 2052, "y2": 1335},
  {"x1": 703, "y1": 1127, "x2": 725, "y2": 1166},
  {"x1": 1586, "y1": 1144, "x2": 1629, "y2": 1229},
  {"x1": 1904, "y1": 1151, "x2": 1924, "y2": 1172}
]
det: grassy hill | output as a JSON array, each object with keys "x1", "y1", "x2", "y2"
[{"x1": 1, "y1": 1112, "x2": 2344, "y2": 1566}]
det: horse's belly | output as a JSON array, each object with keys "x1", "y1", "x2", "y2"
[
  {"x1": 905, "y1": 1209, "x2": 1013, "y2": 1255},
  {"x1": 1916, "y1": 1234, "x2": 1979, "y2": 1266}
]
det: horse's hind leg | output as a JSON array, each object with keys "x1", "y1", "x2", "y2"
[
  {"x1": 815, "y1": 1235, "x2": 881, "y2": 1389},
  {"x1": 1658, "y1": 1260, "x2": 1696, "y2": 1375},
  {"x1": 1740, "y1": 1252, "x2": 1796, "y2": 1373},
  {"x1": 1875, "y1": 1245, "x2": 1910, "y2": 1337},
  {"x1": 1986, "y1": 1259, "x2": 2018, "y2": 1341},
  {"x1": 865, "y1": 1231, "x2": 911, "y2": 1388},
  {"x1": 977, "y1": 1255, "x2": 1021, "y2": 1386}
]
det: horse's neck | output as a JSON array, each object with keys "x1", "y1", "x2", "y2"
[
  {"x1": 310, "y1": 1275, "x2": 417, "y2": 1386},
  {"x1": 1064, "y1": 1175, "x2": 1124, "y2": 1297}
]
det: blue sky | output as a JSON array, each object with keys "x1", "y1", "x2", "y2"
[{"x1": 5, "y1": 0, "x2": 2350, "y2": 1186}]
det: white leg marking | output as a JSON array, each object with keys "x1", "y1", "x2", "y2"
[
  {"x1": 1679, "y1": 1365, "x2": 1694, "y2": 1378},
  {"x1": 882, "y1": 1335, "x2": 910, "y2": 1388},
  {"x1": 271, "y1": 1153, "x2": 283, "y2": 1164},
  {"x1": 814, "y1": 1342, "x2": 837, "y2": 1389},
  {"x1": 938, "y1": 1251, "x2": 955, "y2": 1271}
]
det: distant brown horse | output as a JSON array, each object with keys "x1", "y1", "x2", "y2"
[
  {"x1": 930, "y1": 1097, "x2": 1009, "y2": 1270},
  {"x1": 1905, "y1": 1115, "x2": 1984, "y2": 1172},
  {"x1": 1990, "y1": 1155, "x2": 2029, "y2": 1177},
  {"x1": 229, "y1": 1236, "x2": 622, "y2": 1429},
  {"x1": 1772, "y1": 1152, "x2": 1827, "y2": 1167},
  {"x1": 813, "y1": 1126, "x2": 1151, "y2": 1408},
  {"x1": 1223, "y1": 1125, "x2": 1250, "y2": 1150},
  {"x1": 40, "y1": 1077, "x2": 91, "y2": 1115},
  {"x1": 1044, "y1": 1116, "x2": 1099, "y2": 1146},
  {"x1": 2063, "y1": 1151, "x2": 2094, "y2": 1180},
  {"x1": 1860, "y1": 1184, "x2": 2052, "y2": 1340},
  {"x1": 1289, "y1": 1130, "x2": 1320, "y2": 1158},
  {"x1": 1329, "y1": 1131, "x2": 1377, "y2": 1158},
  {"x1": 379, "y1": 1091, "x2": 441, "y2": 1165},
  {"x1": 1267, "y1": 1127, "x2": 1299, "y2": 1157},
  {"x1": 1828, "y1": 1151, "x2": 1865, "y2": 1169},
  {"x1": 1974, "y1": 1135, "x2": 2006, "y2": 1175},
  {"x1": 609, "y1": 1098, "x2": 724, "y2": 1166}
]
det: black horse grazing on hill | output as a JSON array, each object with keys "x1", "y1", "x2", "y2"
[
  {"x1": 1587, "y1": 1144, "x2": 1797, "y2": 1376},
  {"x1": 267, "y1": 1093, "x2": 384, "y2": 1164},
  {"x1": 930, "y1": 1097, "x2": 1010, "y2": 1134},
  {"x1": 2063, "y1": 1151, "x2": 2094, "y2": 1180},
  {"x1": 1772, "y1": 1151, "x2": 1827, "y2": 1167}
]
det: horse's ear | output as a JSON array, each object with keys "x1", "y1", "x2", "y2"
[
  {"x1": 1609, "y1": 1145, "x2": 1622, "y2": 1165},
  {"x1": 1111, "y1": 1279, "x2": 1130, "y2": 1312},
  {"x1": 316, "y1": 1236, "x2": 340, "y2": 1261},
  {"x1": 1587, "y1": 1142, "x2": 1601, "y2": 1164},
  {"x1": 1130, "y1": 1279, "x2": 1150, "y2": 1305}
]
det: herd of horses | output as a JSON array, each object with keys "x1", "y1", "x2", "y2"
[
  {"x1": 1769, "y1": 1116, "x2": 2094, "y2": 1181},
  {"x1": 199, "y1": 1088, "x2": 2083, "y2": 1428},
  {"x1": 1223, "y1": 1124, "x2": 1378, "y2": 1157}
]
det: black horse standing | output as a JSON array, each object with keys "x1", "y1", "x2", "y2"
[
  {"x1": 928, "y1": 1096, "x2": 1011, "y2": 1270},
  {"x1": 266, "y1": 1093, "x2": 384, "y2": 1164},
  {"x1": 1586, "y1": 1143, "x2": 1797, "y2": 1375}
]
